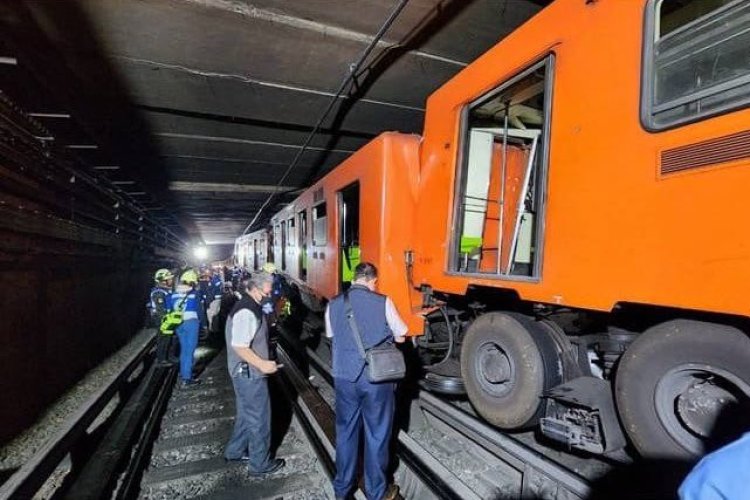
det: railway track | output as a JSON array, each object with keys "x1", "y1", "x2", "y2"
[
  {"x1": 282, "y1": 329, "x2": 616, "y2": 500},
  {"x1": 0, "y1": 335, "x2": 172, "y2": 500},
  {"x1": 0, "y1": 326, "x2": 618, "y2": 500}
]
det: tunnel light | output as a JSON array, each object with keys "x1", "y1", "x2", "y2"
[
  {"x1": 28, "y1": 113, "x2": 71, "y2": 119},
  {"x1": 193, "y1": 245, "x2": 208, "y2": 260}
]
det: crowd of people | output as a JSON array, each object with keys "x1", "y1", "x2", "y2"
[
  {"x1": 145, "y1": 261, "x2": 409, "y2": 498},
  {"x1": 147, "y1": 263, "x2": 258, "y2": 385}
]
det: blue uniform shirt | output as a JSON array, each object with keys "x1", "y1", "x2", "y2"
[
  {"x1": 168, "y1": 288, "x2": 200, "y2": 320},
  {"x1": 207, "y1": 274, "x2": 223, "y2": 300},
  {"x1": 679, "y1": 432, "x2": 750, "y2": 500},
  {"x1": 149, "y1": 286, "x2": 170, "y2": 315}
]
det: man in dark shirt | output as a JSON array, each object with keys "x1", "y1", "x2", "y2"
[{"x1": 325, "y1": 262, "x2": 408, "y2": 500}]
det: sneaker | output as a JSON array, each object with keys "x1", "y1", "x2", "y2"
[
  {"x1": 249, "y1": 458, "x2": 285, "y2": 476},
  {"x1": 181, "y1": 378, "x2": 202, "y2": 387}
]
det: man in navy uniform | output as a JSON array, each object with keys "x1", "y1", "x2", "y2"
[
  {"x1": 224, "y1": 273, "x2": 285, "y2": 475},
  {"x1": 150, "y1": 268, "x2": 175, "y2": 364},
  {"x1": 325, "y1": 262, "x2": 408, "y2": 500}
]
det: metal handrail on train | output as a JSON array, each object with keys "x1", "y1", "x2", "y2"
[{"x1": 0, "y1": 336, "x2": 156, "y2": 499}]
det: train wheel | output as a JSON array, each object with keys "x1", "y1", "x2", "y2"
[
  {"x1": 616, "y1": 320, "x2": 750, "y2": 459},
  {"x1": 460, "y1": 312, "x2": 563, "y2": 429}
]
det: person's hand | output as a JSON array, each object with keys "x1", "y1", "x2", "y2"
[{"x1": 258, "y1": 360, "x2": 279, "y2": 374}]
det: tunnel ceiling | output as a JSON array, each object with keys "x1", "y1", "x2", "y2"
[{"x1": 1, "y1": 0, "x2": 547, "y2": 253}]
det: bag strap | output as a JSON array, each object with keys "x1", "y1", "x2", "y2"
[
  {"x1": 175, "y1": 292, "x2": 189, "y2": 312},
  {"x1": 343, "y1": 291, "x2": 368, "y2": 361}
]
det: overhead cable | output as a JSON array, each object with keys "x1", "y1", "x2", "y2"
[{"x1": 241, "y1": 0, "x2": 411, "y2": 235}]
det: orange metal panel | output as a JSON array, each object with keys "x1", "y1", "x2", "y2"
[
  {"x1": 410, "y1": 0, "x2": 750, "y2": 319},
  {"x1": 271, "y1": 133, "x2": 423, "y2": 333}
]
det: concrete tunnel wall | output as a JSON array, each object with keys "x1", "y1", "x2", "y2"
[{"x1": 0, "y1": 260, "x2": 153, "y2": 445}]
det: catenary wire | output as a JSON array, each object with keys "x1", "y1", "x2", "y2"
[{"x1": 241, "y1": 0, "x2": 411, "y2": 235}]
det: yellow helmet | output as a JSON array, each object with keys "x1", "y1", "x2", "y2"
[
  {"x1": 262, "y1": 262, "x2": 277, "y2": 274},
  {"x1": 154, "y1": 268, "x2": 174, "y2": 283},
  {"x1": 180, "y1": 268, "x2": 199, "y2": 284}
]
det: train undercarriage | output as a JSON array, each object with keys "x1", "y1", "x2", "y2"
[
  {"x1": 416, "y1": 287, "x2": 750, "y2": 461},
  {"x1": 282, "y1": 278, "x2": 750, "y2": 461}
]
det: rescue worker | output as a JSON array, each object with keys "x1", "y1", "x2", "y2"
[
  {"x1": 150, "y1": 268, "x2": 176, "y2": 364},
  {"x1": 197, "y1": 264, "x2": 211, "y2": 336},
  {"x1": 325, "y1": 262, "x2": 408, "y2": 500},
  {"x1": 169, "y1": 268, "x2": 202, "y2": 386},
  {"x1": 260, "y1": 263, "x2": 279, "y2": 322},
  {"x1": 224, "y1": 272, "x2": 285, "y2": 475},
  {"x1": 260, "y1": 262, "x2": 285, "y2": 359},
  {"x1": 206, "y1": 269, "x2": 224, "y2": 337},
  {"x1": 216, "y1": 281, "x2": 240, "y2": 342}
]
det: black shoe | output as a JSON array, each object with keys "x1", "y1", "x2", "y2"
[
  {"x1": 249, "y1": 458, "x2": 285, "y2": 476},
  {"x1": 181, "y1": 378, "x2": 201, "y2": 387},
  {"x1": 224, "y1": 455, "x2": 249, "y2": 462}
]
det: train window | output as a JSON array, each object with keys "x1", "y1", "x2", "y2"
[
  {"x1": 286, "y1": 217, "x2": 295, "y2": 247},
  {"x1": 452, "y1": 56, "x2": 553, "y2": 279},
  {"x1": 644, "y1": 0, "x2": 750, "y2": 129},
  {"x1": 312, "y1": 202, "x2": 327, "y2": 246}
]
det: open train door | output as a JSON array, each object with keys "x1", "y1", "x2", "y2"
[{"x1": 337, "y1": 182, "x2": 361, "y2": 292}]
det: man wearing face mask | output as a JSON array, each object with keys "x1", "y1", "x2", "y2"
[{"x1": 224, "y1": 272, "x2": 285, "y2": 475}]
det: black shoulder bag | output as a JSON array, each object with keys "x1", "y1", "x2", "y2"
[{"x1": 344, "y1": 292, "x2": 406, "y2": 383}]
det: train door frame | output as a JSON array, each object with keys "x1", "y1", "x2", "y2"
[
  {"x1": 253, "y1": 239, "x2": 258, "y2": 271},
  {"x1": 449, "y1": 55, "x2": 554, "y2": 281},
  {"x1": 280, "y1": 220, "x2": 287, "y2": 271},
  {"x1": 298, "y1": 209, "x2": 308, "y2": 281},
  {"x1": 337, "y1": 182, "x2": 361, "y2": 293}
]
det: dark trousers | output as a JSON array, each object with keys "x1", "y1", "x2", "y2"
[
  {"x1": 225, "y1": 374, "x2": 273, "y2": 472},
  {"x1": 333, "y1": 375, "x2": 395, "y2": 500},
  {"x1": 155, "y1": 333, "x2": 173, "y2": 362}
]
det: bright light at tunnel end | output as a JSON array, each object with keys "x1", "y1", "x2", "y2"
[{"x1": 193, "y1": 245, "x2": 208, "y2": 260}]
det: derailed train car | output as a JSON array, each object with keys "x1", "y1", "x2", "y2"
[{"x1": 239, "y1": 0, "x2": 750, "y2": 461}]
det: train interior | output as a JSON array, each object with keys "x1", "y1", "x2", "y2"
[
  {"x1": 338, "y1": 182, "x2": 361, "y2": 292},
  {"x1": 453, "y1": 59, "x2": 551, "y2": 278}
]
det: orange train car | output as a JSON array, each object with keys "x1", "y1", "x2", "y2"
[
  {"x1": 237, "y1": 0, "x2": 750, "y2": 461},
  {"x1": 266, "y1": 133, "x2": 421, "y2": 331},
  {"x1": 410, "y1": 0, "x2": 750, "y2": 460}
]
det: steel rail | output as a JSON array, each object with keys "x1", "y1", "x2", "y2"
[
  {"x1": 301, "y1": 341, "x2": 595, "y2": 500},
  {"x1": 418, "y1": 391, "x2": 592, "y2": 499},
  {"x1": 113, "y1": 364, "x2": 178, "y2": 500},
  {"x1": 277, "y1": 343, "x2": 470, "y2": 500},
  {"x1": 0, "y1": 335, "x2": 156, "y2": 500}
]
